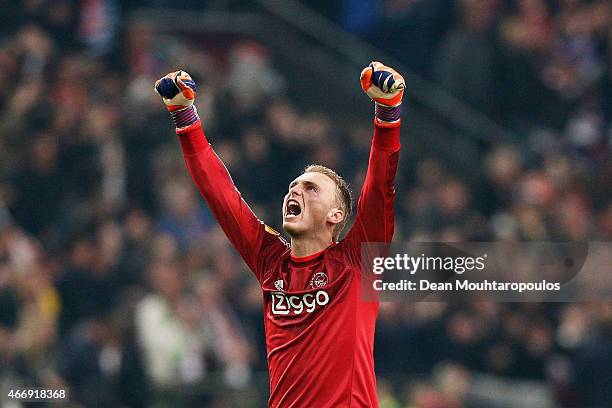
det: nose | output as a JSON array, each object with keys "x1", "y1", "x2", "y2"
[{"x1": 289, "y1": 184, "x2": 302, "y2": 197}]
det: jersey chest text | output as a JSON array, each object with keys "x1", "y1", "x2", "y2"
[{"x1": 270, "y1": 290, "x2": 330, "y2": 315}]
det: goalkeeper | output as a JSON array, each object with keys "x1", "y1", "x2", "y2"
[{"x1": 155, "y1": 61, "x2": 404, "y2": 408}]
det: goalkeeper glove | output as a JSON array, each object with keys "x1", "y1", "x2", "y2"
[
  {"x1": 154, "y1": 70, "x2": 200, "y2": 131},
  {"x1": 360, "y1": 61, "x2": 405, "y2": 125}
]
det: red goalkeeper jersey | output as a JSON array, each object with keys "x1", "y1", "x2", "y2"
[{"x1": 177, "y1": 120, "x2": 400, "y2": 408}]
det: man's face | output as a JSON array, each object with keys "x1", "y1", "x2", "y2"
[{"x1": 282, "y1": 172, "x2": 342, "y2": 239}]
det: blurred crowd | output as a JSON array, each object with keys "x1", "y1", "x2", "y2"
[{"x1": 0, "y1": 0, "x2": 611, "y2": 407}]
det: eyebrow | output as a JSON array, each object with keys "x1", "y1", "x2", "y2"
[{"x1": 289, "y1": 180, "x2": 320, "y2": 190}]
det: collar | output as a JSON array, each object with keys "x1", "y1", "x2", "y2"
[{"x1": 289, "y1": 243, "x2": 335, "y2": 263}]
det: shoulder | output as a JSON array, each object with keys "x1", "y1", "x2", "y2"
[
  {"x1": 325, "y1": 239, "x2": 360, "y2": 266},
  {"x1": 256, "y1": 229, "x2": 291, "y2": 280}
]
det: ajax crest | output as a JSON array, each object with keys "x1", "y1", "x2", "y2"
[{"x1": 309, "y1": 272, "x2": 328, "y2": 289}]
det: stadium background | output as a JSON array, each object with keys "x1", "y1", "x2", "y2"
[{"x1": 0, "y1": 0, "x2": 611, "y2": 407}]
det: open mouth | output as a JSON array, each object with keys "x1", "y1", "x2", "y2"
[{"x1": 285, "y1": 199, "x2": 302, "y2": 218}]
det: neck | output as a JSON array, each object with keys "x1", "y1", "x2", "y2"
[{"x1": 290, "y1": 235, "x2": 333, "y2": 258}]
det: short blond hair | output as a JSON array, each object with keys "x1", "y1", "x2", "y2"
[{"x1": 303, "y1": 164, "x2": 353, "y2": 240}]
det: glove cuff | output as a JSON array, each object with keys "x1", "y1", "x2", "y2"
[
  {"x1": 375, "y1": 102, "x2": 401, "y2": 124},
  {"x1": 171, "y1": 105, "x2": 199, "y2": 130}
]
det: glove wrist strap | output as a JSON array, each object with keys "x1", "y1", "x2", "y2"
[
  {"x1": 171, "y1": 105, "x2": 199, "y2": 130},
  {"x1": 375, "y1": 102, "x2": 401, "y2": 123}
]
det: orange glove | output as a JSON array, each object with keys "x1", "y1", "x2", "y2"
[
  {"x1": 155, "y1": 70, "x2": 200, "y2": 131},
  {"x1": 360, "y1": 62, "x2": 405, "y2": 125},
  {"x1": 154, "y1": 70, "x2": 197, "y2": 111}
]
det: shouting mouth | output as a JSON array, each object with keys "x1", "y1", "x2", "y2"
[{"x1": 285, "y1": 198, "x2": 302, "y2": 219}]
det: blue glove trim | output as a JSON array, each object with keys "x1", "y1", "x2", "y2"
[
  {"x1": 171, "y1": 106, "x2": 199, "y2": 129},
  {"x1": 375, "y1": 103, "x2": 401, "y2": 123},
  {"x1": 156, "y1": 77, "x2": 180, "y2": 99}
]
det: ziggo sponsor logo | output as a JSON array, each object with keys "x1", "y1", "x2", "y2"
[{"x1": 271, "y1": 291, "x2": 330, "y2": 315}]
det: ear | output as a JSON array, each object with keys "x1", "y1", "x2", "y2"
[{"x1": 327, "y1": 207, "x2": 344, "y2": 226}]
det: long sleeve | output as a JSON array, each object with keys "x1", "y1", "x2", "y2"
[
  {"x1": 177, "y1": 121, "x2": 287, "y2": 281},
  {"x1": 344, "y1": 122, "x2": 400, "y2": 245}
]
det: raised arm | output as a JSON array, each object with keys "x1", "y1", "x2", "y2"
[
  {"x1": 345, "y1": 62, "x2": 404, "y2": 245},
  {"x1": 155, "y1": 71, "x2": 287, "y2": 281}
]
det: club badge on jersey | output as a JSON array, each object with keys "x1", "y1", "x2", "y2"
[{"x1": 309, "y1": 272, "x2": 329, "y2": 289}]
